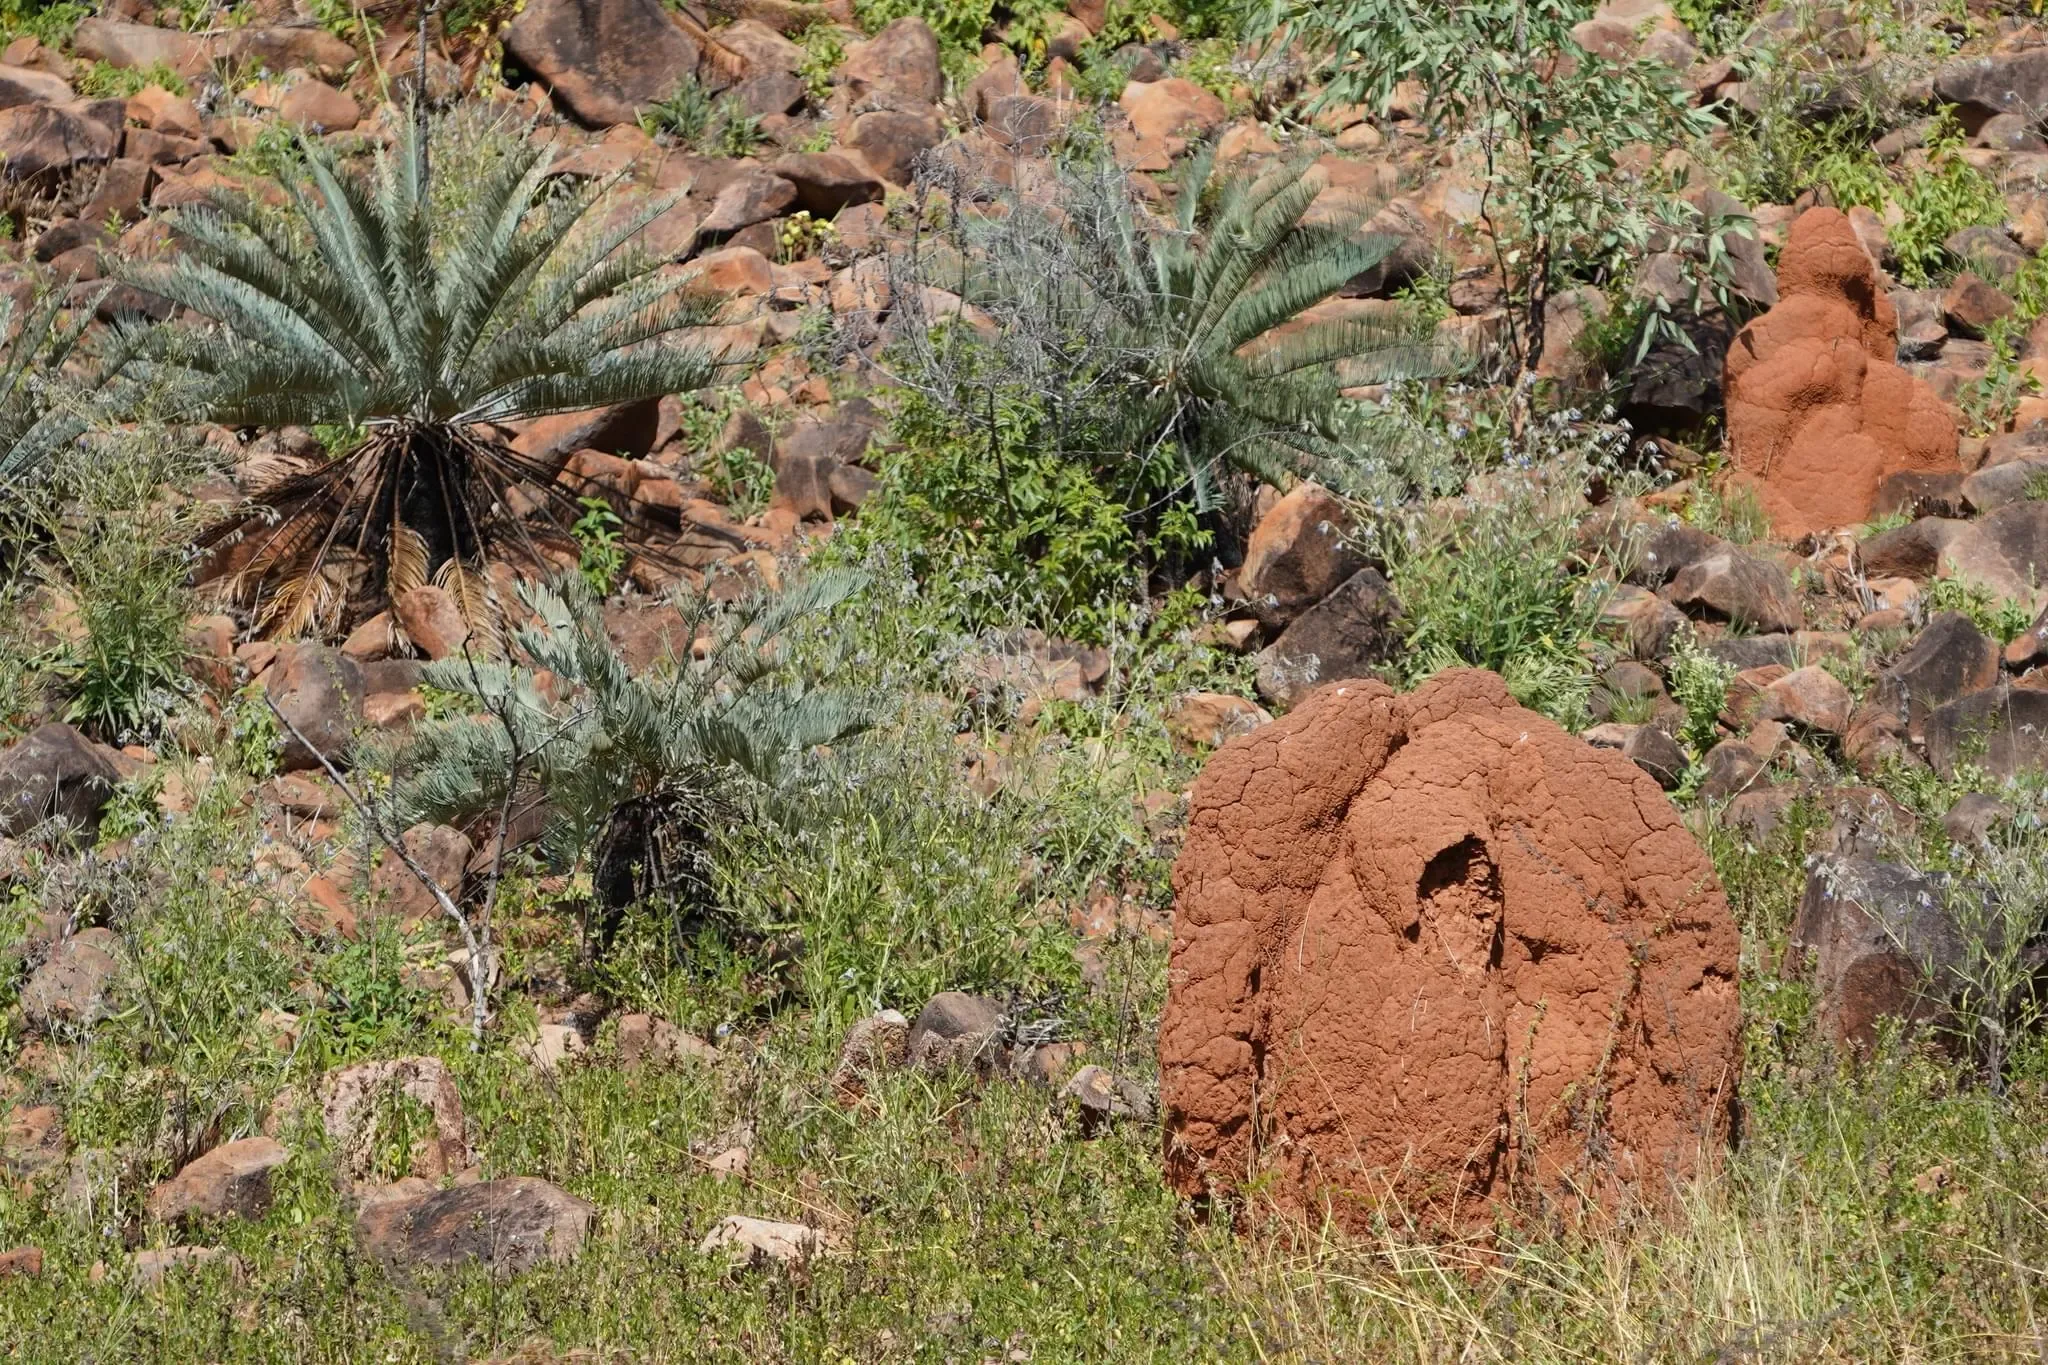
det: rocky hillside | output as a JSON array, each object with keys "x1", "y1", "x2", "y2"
[{"x1": 5, "y1": 0, "x2": 2048, "y2": 1358}]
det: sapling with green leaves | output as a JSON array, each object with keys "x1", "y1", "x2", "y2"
[{"x1": 1260, "y1": 0, "x2": 1734, "y2": 401}]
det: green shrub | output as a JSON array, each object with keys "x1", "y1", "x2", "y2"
[
  {"x1": 1683, "y1": 466, "x2": 1771, "y2": 545},
  {"x1": 305, "y1": 0, "x2": 381, "y2": 43},
  {"x1": 856, "y1": 0, "x2": 1065, "y2": 77},
  {"x1": 0, "y1": 287, "x2": 137, "y2": 495},
  {"x1": 74, "y1": 59, "x2": 186, "y2": 98},
  {"x1": 639, "y1": 77, "x2": 763, "y2": 157},
  {"x1": 1889, "y1": 114, "x2": 2006, "y2": 287},
  {"x1": 44, "y1": 435, "x2": 208, "y2": 744},
  {"x1": 1260, "y1": 0, "x2": 1725, "y2": 384},
  {"x1": 0, "y1": 0, "x2": 86, "y2": 46},
  {"x1": 1959, "y1": 315, "x2": 2039, "y2": 437},
  {"x1": 836, "y1": 387, "x2": 1147, "y2": 644},
  {"x1": 1387, "y1": 421, "x2": 1628, "y2": 727},
  {"x1": 1923, "y1": 576, "x2": 2033, "y2": 644},
  {"x1": 1668, "y1": 630, "x2": 1734, "y2": 752}
]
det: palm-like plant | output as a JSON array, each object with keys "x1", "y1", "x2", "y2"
[
  {"x1": 0, "y1": 286, "x2": 136, "y2": 497},
  {"x1": 926, "y1": 147, "x2": 1452, "y2": 510},
  {"x1": 133, "y1": 118, "x2": 719, "y2": 638},
  {"x1": 393, "y1": 570, "x2": 869, "y2": 936}
]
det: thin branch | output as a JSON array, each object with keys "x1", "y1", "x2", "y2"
[{"x1": 264, "y1": 692, "x2": 492, "y2": 1044}]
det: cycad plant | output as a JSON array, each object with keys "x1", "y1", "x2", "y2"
[
  {"x1": 917, "y1": 146, "x2": 1451, "y2": 511},
  {"x1": 0, "y1": 286, "x2": 137, "y2": 498},
  {"x1": 133, "y1": 118, "x2": 718, "y2": 638},
  {"x1": 392, "y1": 570, "x2": 870, "y2": 942}
]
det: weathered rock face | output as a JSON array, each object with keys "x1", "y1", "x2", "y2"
[
  {"x1": 505, "y1": 0, "x2": 701, "y2": 127},
  {"x1": 20, "y1": 926, "x2": 120, "y2": 1032},
  {"x1": 1159, "y1": 670, "x2": 1741, "y2": 1231},
  {"x1": 1792, "y1": 856, "x2": 1970, "y2": 1048},
  {"x1": 1237, "y1": 483, "x2": 1362, "y2": 627},
  {"x1": 0, "y1": 99, "x2": 119, "y2": 180},
  {"x1": 1725, "y1": 207, "x2": 1960, "y2": 537},
  {"x1": 146, "y1": 1136, "x2": 290, "y2": 1225},
  {"x1": 356, "y1": 1177, "x2": 593, "y2": 1272},
  {"x1": 264, "y1": 644, "x2": 364, "y2": 772},
  {"x1": 0, "y1": 723, "x2": 118, "y2": 837}
]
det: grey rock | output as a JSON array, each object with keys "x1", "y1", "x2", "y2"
[
  {"x1": 1937, "y1": 49, "x2": 2048, "y2": 127},
  {"x1": 1698, "y1": 740, "x2": 1763, "y2": 800},
  {"x1": 0, "y1": 723, "x2": 118, "y2": 838},
  {"x1": 1926, "y1": 685, "x2": 2048, "y2": 779},
  {"x1": 1664, "y1": 550, "x2": 1801, "y2": 633},
  {"x1": 1622, "y1": 724, "x2": 1687, "y2": 790},
  {"x1": 1062, "y1": 1064, "x2": 1156, "y2": 1135},
  {"x1": 265, "y1": 645, "x2": 364, "y2": 773},
  {"x1": 505, "y1": 0, "x2": 700, "y2": 127},
  {"x1": 20, "y1": 927, "x2": 119, "y2": 1033},
  {"x1": 904, "y1": 991, "x2": 1006, "y2": 1072},
  {"x1": 1253, "y1": 568, "x2": 1400, "y2": 708},
  {"x1": 1943, "y1": 791, "x2": 2013, "y2": 846},
  {"x1": 1791, "y1": 855, "x2": 1974, "y2": 1048},
  {"x1": 1876, "y1": 612, "x2": 1999, "y2": 737}
]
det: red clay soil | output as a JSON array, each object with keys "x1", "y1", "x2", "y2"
[
  {"x1": 1158, "y1": 671, "x2": 1741, "y2": 1232},
  {"x1": 1724, "y1": 206, "x2": 1959, "y2": 538}
]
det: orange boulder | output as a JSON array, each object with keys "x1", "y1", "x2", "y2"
[
  {"x1": 1159, "y1": 670, "x2": 1741, "y2": 1231},
  {"x1": 1724, "y1": 207, "x2": 1959, "y2": 537}
]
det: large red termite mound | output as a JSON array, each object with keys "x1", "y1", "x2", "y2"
[
  {"x1": 1724, "y1": 206, "x2": 1959, "y2": 537},
  {"x1": 1158, "y1": 670, "x2": 1741, "y2": 1231}
]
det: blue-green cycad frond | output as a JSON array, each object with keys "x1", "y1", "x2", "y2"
[
  {"x1": 953, "y1": 146, "x2": 1459, "y2": 511},
  {"x1": 143, "y1": 118, "x2": 722, "y2": 638},
  {"x1": 0, "y1": 285, "x2": 141, "y2": 497},
  {"x1": 395, "y1": 569, "x2": 871, "y2": 869}
]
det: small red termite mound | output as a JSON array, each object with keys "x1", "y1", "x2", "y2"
[
  {"x1": 1723, "y1": 206, "x2": 1959, "y2": 538},
  {"x1": 1159, "y1": 670, "x2": 1741, "y2": 1233}
]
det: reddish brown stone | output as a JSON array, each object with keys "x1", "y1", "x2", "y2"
[
  {"x1": 146, "y1": 1136, "x2": 289, "y2": 1224},
  {"x1": 1160, "y1": 670, "x2": 1741, "y2": 1232},
  {"x1": 1236, "y1": 483, "x2": 1362, "y2": 625}
]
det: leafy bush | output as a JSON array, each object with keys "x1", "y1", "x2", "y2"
[
  {"x1": 856, "y1": 0, "x2": 1066, "y2": 77},
  {"x1": 1668, "y1": 630, "x2": 1734, "y2": 751},
  {"x1": 1261, "y1": 0, "x2": 1724, "y2": 383},
  {"x1": 133, "y1": 117, "x2": 718, "y2": 638},
  {"x1": 1889, "y1": 122, "x2": 2007, "y2": 287},
  {"x1": 640, "y1": 77, "x2": 763, "y2": 157},
  {"x1": 1386, "y1": 423, "x2": 1626, "y2": 726},
  {"x1": 305, "y1": 0, "x2": 382, "y2": 44},
  {"x1": 1810, "y1": 113, "x2": 2003, "y2": 288},
  {"x1": 74, "y1": 59, "x2": 186, "y2": 98},
  {"x1": 835, "y1": 387, "x2": 1147, "y2": 643},
  {"x1": 1922, "y1": 576, "x2": 2033, "y2": 644},
  {"x1": 50, "y1": 511, "x2": 197, "y2": 745},
  {"x1": 0, "y1": 0, "x2": 86, "y2": 46}
]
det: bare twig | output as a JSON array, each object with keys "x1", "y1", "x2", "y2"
[{"x1": 264, "y1": 693, "x2": 493, "y2": 1044}]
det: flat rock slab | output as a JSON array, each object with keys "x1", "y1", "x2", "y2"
[{"x1": 356, "y1": 1177, "x2": 594, "y2": 1273}]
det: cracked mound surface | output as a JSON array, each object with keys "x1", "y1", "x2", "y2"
[
  {"x1": 1159, "y1": 670, "x2": 1741, "y2": 1230},
  {"x1": 1724, "y1": 206, "x2": 1959, "y2": 537}
]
